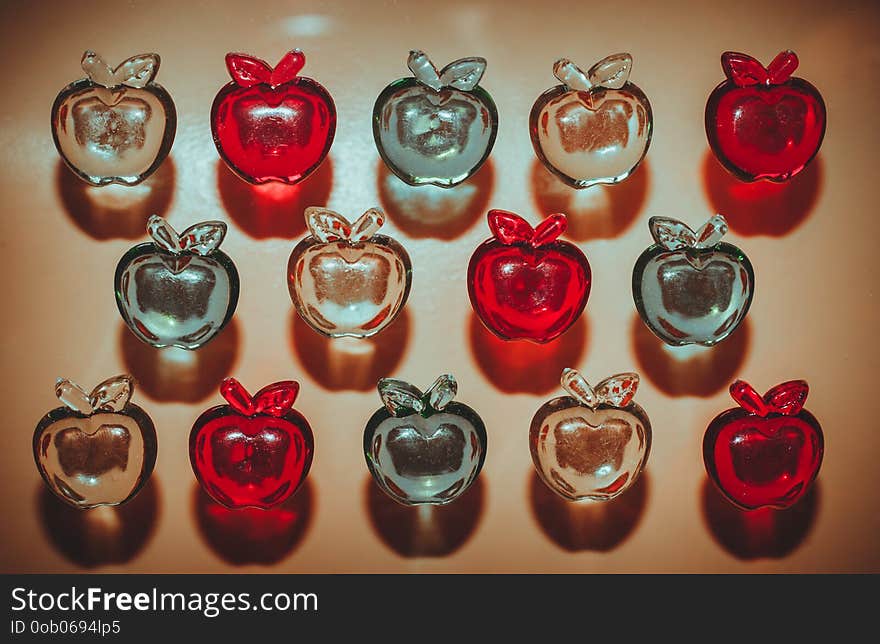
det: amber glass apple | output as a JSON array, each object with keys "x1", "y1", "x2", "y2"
[
  {"x1": 530, "y1": 369, "x2": 650, "y2": 501},
  {"x1": 373, "y1": 50, "x2": 498, "y2": 187},
  {"x1": 33, "y1": 375, "x2": 157, "y2": 509},
  {"x1": 530, "y1": 54, "x2": 652, "y2": 189},
  {"x1": 632, "y1": 214, "x2": 754, "y2": 347},
  {"x1": 51, "y1": 51, "x2": 176, "y2": 186},
  {"x1": 364, "y1": 375, "x2": 487, "y2": 506},
  {"x1": 288, "y1": 207, "x2": 412, "y2": 338}
]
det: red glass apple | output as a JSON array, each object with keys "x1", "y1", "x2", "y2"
[
  {"x1": 467, "y1": 209, "x2": 591, "y2": 343},
  {"x1": 190, "y1": 378, "x2": 314, "y2": 509},
  {"x1": 703, "y1": 379, "x2": 823, "y2": 510},
  {"x1": 211, "y1": 49, "x2": 335, "y2": 185},
  {"x1": 705, "y1": 50, "x2": 825, "y2": 182}
]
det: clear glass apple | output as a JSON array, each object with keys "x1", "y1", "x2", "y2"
[
  {"x1": 373, "y1": 50, "x2": 498, "y2": 187},
  {"x1": 33, "y1": 375, "x2": 157, "y2": 509},
  {"x1": 364, "y1": 375, "x2": 487, "y2": 506},
  {"x1": 288, "y1": 207, "x2": 412, "y2": 338},
  {"x1": 632, "y1": 214, "x2": 754, "y2": 347},
  {"x1": 115, "y1": 216, "x2": 240, "y2": 350},
  {"x1": 530, "y1": 54, "x2": 652, "y2": 189},
  {"x1": 51, "y1": 51, "x2": 176, "y2": 186},
  {"x1": 530, "y1": 369, "x2": 651, "y2": 501}
]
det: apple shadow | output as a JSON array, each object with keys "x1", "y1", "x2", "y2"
[
  {"x1": 469, "y1": 312, "x2": 589, "y2": 395},
  {"x1": 377, "y1": 157, "x2": 493, "y2": 240},
  {"x1": 217, "y1": 157, "x2": 333, "y2": 239},
  {"x1": 36, "y1": 477, "x2": 159, "y2": 568},
  {"x1": 193, "y1": 480, "x2": 314, "y2": 566},
  {"x1": 530, "y1": 158, "x2": 649, "y2": 241},
  {"x1": 365, "y1": 475, "x2": 485, "y2": 557},
  {"x1": 528, "y1": 470, "x2": 649, "y2": 552},
  {"x1": 702, "y1": 150, "x2": 823, "y2": 237},
  {"x1": 57, "y1": 157, "x2": 176, "y2": 240},
  {"x1": 701, "y1": 478, "x2": 820, "y2": 560},
  {"x1": 632, "y1": 314, "x2": 750, "y2": 397},
  {"x1": 119, "y1": 318, "x2": 240, "y2": 403},
  {"x1": 290, "y1": 308, "x2": 410, "y2": 391}
]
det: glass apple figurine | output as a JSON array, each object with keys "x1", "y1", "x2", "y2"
[
  {"x1": 468, "y1": 209, "x2": 591, "y2": 344},
  {"x1": 530, "y1": 53, "x2": 652, "y2": 189},
  {"x1": 288, "y1": 207, "x2": 412, "y2": 338},
  {"x1": 190, "y1": 378, "x2": 314, "y2": 510},
  {"x1": 632, "y1": 214, "x2": 754, "y2": 347},
  {"x1": 211, "y1": 49, "x2": 336, "y2": 185},
  {"x1": 51, "y1": 51, "x2": 176, "y2": 186},
  {"x1": 705, "y1": 50, "x2": 826, "y2": 182},
  {"x1": 114, "y1": 215, "x2": 240, "y2": 350},
  {"x1": 704, "y1": 380, "x2": 823, "y2": 510},
  {"x1": 364, "y1": 374, "x2": 487, "y2": 506},
  {"x1": 33, "y1": 375, "x2": 157, "y2": 509},
  {"x1": 531, "y1": 369, "x2": 650, "y2": 501},
  {"x1": 373, "y1": 50, "x2": 498, "y2": 187}
]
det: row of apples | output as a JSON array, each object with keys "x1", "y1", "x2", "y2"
[
  {"x1": 52, "y1": 48, "x2": 825, "y2": 190},
  {"x1": 38, "y1": 46, "x2": 825, "y2": 526}
]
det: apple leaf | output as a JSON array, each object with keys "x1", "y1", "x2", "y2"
[
  {"x1": 764, "y1": 380, "x2": 808, "y2": 416},
  {"x1": 425, "y1": 375, "x2": 457, "y2": 411},
  {"x1": 560, "y1": 368, "x2": 599, "y2": 408},
  {"x1": 147, "y1": 215, "x2": 181, "y2": 254},
  {"x1": 115, "y1": 53, "x2": 160, "y2": 88},
  {"x1": 270, "y1": 50, "x2": 306, "y2": 87},
  {"x1": 767, "y1": 50, "x2": 799, "y2": 85},
  {"x1": 439, "y1": 57, "x2": 487, "y2": 91},
  {"x1": 220, "y1": 378, "x2": 256, "y2": 416},
  {"x1": 180, "y1": 221, "x2": 227, "y2": 256},
  {"x1": 729, "y1": 380, "x2": 768, "y2": 416},
  {"x1": 349, "y1": 208, "x2": 385, "y2": 243},
  {"x1": 531, "y1": 214, "x2": 567, "y2": 247},
  {"x1": 407, "y1": 50, "x2": 442, "y2": 91},
  {"x1": 226, "y1": 53, "x2": 272, "y2": 87},
  {"x1": 378, "y1": 379, "x2": 425, "y2": 417},
  {"x1": 553, "y1": 59, "x2": 592, "y2": 92},
  {"x1": 306, "y1": 207, "x2": 352, "y2": 243},
  {"x1": 595, "y1": 373, "x2": 639, "y2": 408},
  {"x1": 721, "y1": 51, "x2": 767, "y2": 87},
  {"x1": 693, "y1": 215, "x2": 728, "y2": 249},
  {"x1": 253, "y1": 381, "x2": 300, "y2": 417},
  {"x1": 55, "y1": 378, "x2": 93, "y2": 415},
  {"x1": 80, "y1": 51, "x2": 115, "y2": 88},
  {"x1": 587, "y1": 53, "x2": 632, "y2": 90},
  {"x1": 89, "y1": 375, "x2": 134, "y2": 412},
  {"x1": 488, "y1": 210, "x2": 534, "y2": 245},
  {"x1": 649, "y1": 217, "x2": 696, "y2": 250}
]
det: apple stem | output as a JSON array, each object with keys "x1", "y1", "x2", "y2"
[
  {"x1": 408, "y1": 51, "x2": 487, "y2": 92},
  {"x1": 147, "y1": 216, "x2": 227, "y2": 256},
  {"x1": 649, "y1": 215, "x2": 727, "y2": 250},
  {"x1": 55, "y1": 375, "x2": 134, "y2": 414},
  {"x1": 378, "y1": 375, "x2": 457, "y2": 418}
]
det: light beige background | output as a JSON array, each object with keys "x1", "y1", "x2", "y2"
[{"x1": 1, "y1": 0, "x2": 878, "y2": 573}]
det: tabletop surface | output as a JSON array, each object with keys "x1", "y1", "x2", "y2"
[{"x1": 1, "y1": 0, "x2": 877, "y2": 573}]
